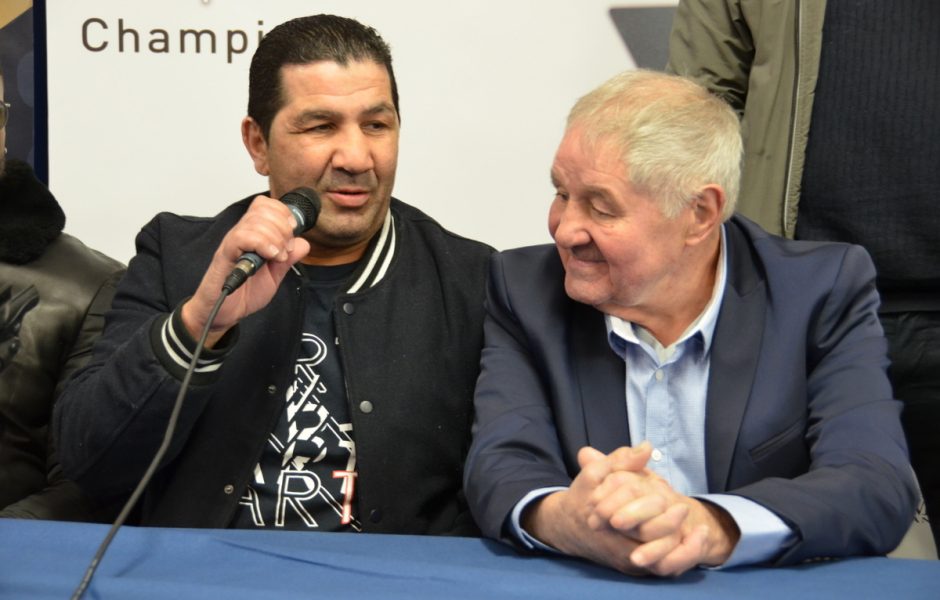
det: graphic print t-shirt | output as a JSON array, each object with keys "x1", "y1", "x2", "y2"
[{"x1": 232, "y1": 262, "x2": 361, "y2": 531}]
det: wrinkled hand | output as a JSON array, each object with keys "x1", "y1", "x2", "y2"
[
  {"x1": 587, "y1": 449, "x2": 739, "y2": 576},
  {"x1": 181, "y1": 195, "x2": 310, "y2": 346},
  {"x1": 523, "y1": 443, "x2": 739, "y2": 577},
  {"x1": 522, "y1": 444, "x2": 654, "y2": 575}
]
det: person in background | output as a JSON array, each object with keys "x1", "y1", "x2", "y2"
[
  {"x1": 0, "y1": 283, "x2": 38, "y2": 375},
  {"x1": 464, "y1": 69, "x2": 917, "y2": 576},
  {"x1": 0, "y1": 63, "x2": 126, "y2": 520},
  {"x1": 54, "y1": 14, "x2": 492, "y2": 534},
  {"x1": 668, "y1": 0, "x2": 940, "y2": 545}
]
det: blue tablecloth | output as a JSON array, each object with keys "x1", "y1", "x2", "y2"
[{"x1": 1, "y1": 519, "x2": 938, "y2": 599}]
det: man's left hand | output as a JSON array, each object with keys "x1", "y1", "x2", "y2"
[{"x1": 584, "y1": 447, "x2": 740, "y2": 576}]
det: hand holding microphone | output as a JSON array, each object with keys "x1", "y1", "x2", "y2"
[
  {"x1": 223, "y1": 188, "x2": 321, "y2": 292},
  {"x1": 181, "y1": 188, "x2": 321, "y2": 345}
]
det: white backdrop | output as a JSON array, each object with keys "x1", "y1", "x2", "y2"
[{"x1": 46, "y1": 0, "x2": 674, "y2": 263}]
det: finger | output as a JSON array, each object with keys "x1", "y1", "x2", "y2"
[
  {"x1": 251, "y1": 194, "x2": 300, "y2": 230},
  {"x1": 627, "y1": 529, "x2": 684, "y2": 572},
  {"x1": 575, "y1": 449, "x2": 614, "y2": 490},
  {"x1": 592, "y1": 469, "x2": 635, "y2": 500},
  {"x1": 591, "y1": 471, "x2": 653, "y2": 520},
  {"x1": 637, "y1": 525, "x2": 710, "y2": 577},
  {"x1": 577, "y1": 446, "x2": 608, "y2": 469},
  {"x1": 265, "y1": 237, "x2": 311, "y2": 282},
  {"x1": 616, "y1": 502, "x2": 689, "y2": 541},
  {"x1": 603, "y1": 491, "x2": 671, "y2": 532},
  {"x1": 227, "y1": 226, "x2": 289, "y2": 265},
  {"x1": 606, "y1": 441, "x2": 654, "y2": 472},
  {"x1": 586, "y1": 511, "x2": 607, "y2": 531},
  {"x1": 235, "y1": 200, "x2": 298, "y2": 262}
]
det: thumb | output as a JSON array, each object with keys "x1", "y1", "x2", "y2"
[
  {"x1": 608, "y1": 441, "x2": 653, "y2": 472},
  {"x1": 577, "y1": 446, "x2": 608, "y2": 469}
]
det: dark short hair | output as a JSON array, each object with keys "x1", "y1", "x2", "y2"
[{"x1": 248, "y1": 14, "x2": 399, "y2": 140}]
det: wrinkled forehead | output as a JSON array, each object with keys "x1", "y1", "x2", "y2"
[
  {"x1": 553, "y1": 127, "x2": 625, "y2": 176},
  {"x1": 279, "y1": 60, "x2": 394, "y2": 106}
]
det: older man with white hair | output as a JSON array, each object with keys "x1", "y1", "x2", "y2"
[{"x1": 464, "y1": 69, "x2": 917, "y2": 577}]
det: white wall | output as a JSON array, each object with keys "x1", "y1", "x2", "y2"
[{"x1": 46, "y1": 0, "x2": 673, "y2": 263}]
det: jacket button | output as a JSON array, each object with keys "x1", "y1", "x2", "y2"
[
  {"x1": 369, "y1": 509, "x2": 382, "y2": 523},
  {"x1": 359, "y1": 400, "x2": 374, "y2": 414},
  {"x1": 223, "y1": 484, "x2": 235, "y2": 495},
  {"x1": 267, "y1": 384, "x2": 277, "y2": 395},
  {"x1": 342, "y1": 302, "x2": 355, "y2": 315}
]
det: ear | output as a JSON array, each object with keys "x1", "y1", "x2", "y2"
[
  {"x1": 686, "y1": 184, "x2": 725, "y2": 246},
  {"x1": 241, "y1": 116, "x2": 270, "y2": 176}
]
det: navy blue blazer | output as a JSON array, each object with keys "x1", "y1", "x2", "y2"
[{"x1": 465, "y1": 215, "x2": 917, "y2": 564}]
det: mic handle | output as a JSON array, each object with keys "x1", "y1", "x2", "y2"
[
  {"x1": 223, "y1": 253, "x2": 264, "y2": 293},
  {"x1": 222, "y1": 202, "x2": 313, "y2": 293}
]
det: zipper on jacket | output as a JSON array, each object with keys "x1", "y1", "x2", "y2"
[{"x1": 782, "y1": 0, "x2": 804, "y2": 238}]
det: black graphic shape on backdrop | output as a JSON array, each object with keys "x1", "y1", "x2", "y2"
[
  {"x1": 0, "y1": 7, "x2": 36, "y2": 169},
  {"x1": 609, "y1": 6, "x2": 677, "y2": 70}
]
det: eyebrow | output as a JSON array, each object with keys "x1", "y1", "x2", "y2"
[
  {"x1": 293, "y1": 102, "x2": 397, "y2": 125},
  {"x1": 362, "y1": 102, "x2": 397, "y2": 117},
  {"x1": 583, "y1": 184, "x2": 613, "y2": 200},
  {"x1": 550, "y1": 169, "x2": 612, "y2": 199}
]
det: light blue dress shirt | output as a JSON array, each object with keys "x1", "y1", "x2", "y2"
[{"x1": 510, "y1": 226, "x2": 795, "y2": 567}]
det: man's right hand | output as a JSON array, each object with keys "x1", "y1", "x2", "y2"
[
  {"x1": 521, "y1": 443, "x2": 668, "y2": 575},
  {"x1": 521, "y1": 443, "x2": 733, "y2": 577},
  {"x1": 181, "y1": 195, "x2": 310, "y2": 347}
]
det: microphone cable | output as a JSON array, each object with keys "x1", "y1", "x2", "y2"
[
  {"x1": 70, "y1": 188, "x2": 319, "y2": 598},
  {"x1": 70, "y1": 289, "x2": 229, "y2": 600}
]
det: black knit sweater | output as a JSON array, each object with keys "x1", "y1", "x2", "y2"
[{"x1": 798, "y1": 0, "x2": 940, "y2": 303}]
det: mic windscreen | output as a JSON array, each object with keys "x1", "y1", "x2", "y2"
[{"x1": 281, "y1": 187, "x2": 321, "y2": 234}]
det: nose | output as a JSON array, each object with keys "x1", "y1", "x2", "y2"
[
  {"x1": 549, "y1": 198, "x2": 592, "y2": 248},
  {"x1": 332, "y1": 127, "x2": 374, "y2": 175}
]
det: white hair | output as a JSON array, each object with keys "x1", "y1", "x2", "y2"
[{"x1": 567, "y1": 69, "x2": 742, "y2": 220}]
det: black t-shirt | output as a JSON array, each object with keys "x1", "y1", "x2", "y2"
[{"x1": 231, "y1": 262, "x2": 361, "y2": 531}]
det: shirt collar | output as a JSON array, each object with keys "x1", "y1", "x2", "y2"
[{"x1": 606, "y1": 224, "x2": 727, "y2": 361}]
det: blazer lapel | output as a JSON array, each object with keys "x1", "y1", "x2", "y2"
[
  {"x1": 570, "y1": 302, "x2": 631, "y2": 454},
  {"x1": 705, "y1": 221, "x2": 766, "y2": 492}
]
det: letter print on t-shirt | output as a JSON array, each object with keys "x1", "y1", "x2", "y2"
[{"x1": 234, "y1": 330, "x2": 361, "y2": 531}]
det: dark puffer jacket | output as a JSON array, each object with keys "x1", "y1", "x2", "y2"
[{"x1": 0, "y1": 159, "x2": 125, "y2": 519}]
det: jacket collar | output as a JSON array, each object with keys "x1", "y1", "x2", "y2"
[
  {"x1": 0, "y1": 159, "x2": 65, "y2": 264},
  {"x1": 287, "y1": 202, "x2": 398, "y2": 294},
  {"x1": 344, "y1": 207, "x2": 396, "y2": 294},
  {"x1": 704, "y1": 216, "x2": 767, "y2": 491},
  {"x1": 572, "y1": 301, "x2": 632, "y2": 453}
]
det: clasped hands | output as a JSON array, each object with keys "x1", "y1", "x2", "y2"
[{"x1": 522, "y1": 442, "x2": 740, "y2": 577}]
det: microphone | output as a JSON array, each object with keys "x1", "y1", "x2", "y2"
[{"x1": 222, "y1": 187, "x2": 321, "y2": 293}]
